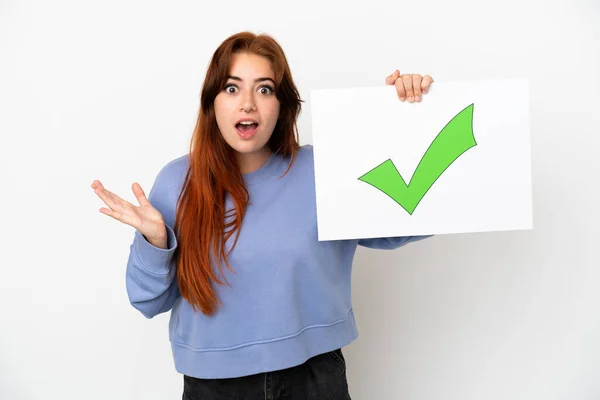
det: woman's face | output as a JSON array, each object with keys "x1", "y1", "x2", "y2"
[{"x1": 214, "y1": 52, "x2": 280, "y2": 164}]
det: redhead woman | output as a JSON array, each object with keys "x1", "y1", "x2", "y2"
[{"x1": 91, "y1": 31, "x2": 434, "y2": 400}]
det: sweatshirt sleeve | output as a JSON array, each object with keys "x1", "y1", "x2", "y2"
[
  {"x1": 125, "y1": 167, "x2": 180, "y2": 319},
  {"x1": 358, "y1": 234, "x2": 434, "y2": 250}
]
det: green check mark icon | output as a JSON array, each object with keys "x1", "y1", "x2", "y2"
[{"x1": 358, "y1": 103, "x2": 477, "y2": 215}]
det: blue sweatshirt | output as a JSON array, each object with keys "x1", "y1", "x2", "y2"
[{"x1": 125, "y1": 144, "x2": 432, "y2": 379}]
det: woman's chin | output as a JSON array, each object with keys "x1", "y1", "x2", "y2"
[
  {"x1": 230, "y1": 141, "x2": 269, "y2": 156},
  {"x1": 224, "y1": 132, "x2": 271, "y2": 154}
]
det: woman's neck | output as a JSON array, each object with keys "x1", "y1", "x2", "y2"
[{"x1": 236, "y1": 147, "x2": 272, "y2": 174}]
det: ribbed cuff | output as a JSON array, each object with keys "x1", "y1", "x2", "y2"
[{"x1": 133, "y1": 223, "x2": 178, "y2": 274}]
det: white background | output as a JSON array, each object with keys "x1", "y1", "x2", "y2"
[
  {"x1": 1, "y1": 0, "x2": 599, "y2": 399},
  {"x1": 311, "y1": 78, "x2": 533, "y2": 240}
]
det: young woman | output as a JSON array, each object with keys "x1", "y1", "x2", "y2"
[{"x1": 91, "y1": 31, "x2": 434, "y2": 400}]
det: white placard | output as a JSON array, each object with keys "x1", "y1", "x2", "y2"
[{"x1": 310, "y1": 78, "x2": 533, "y2": 241}]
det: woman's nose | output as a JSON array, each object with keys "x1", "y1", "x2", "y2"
[{"x1": 240, "y1": 92, "x2": 256, "y2": 111}]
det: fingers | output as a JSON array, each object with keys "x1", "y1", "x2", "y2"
[
  {"x1": 395, "y1": 78, "x2": 406, "y2": 101},
  {"x1": 99, "y1": 206, "x2": 124, "y2": 221},
  {"x1": 392, "y1": 73, "x2": 434, "y2": 103},
  {"x1": 92, "y1": 180, "x2": 151, "y2": 230},
  {"x1": 132, "y1": 182, "x2": 150, "y2": 207},
  {"x1": 97, "y1": 188, "x2": 125, "y2": 213},
  {"x1": 96, "y1": 192, "x2": 125, "y2": 221},
  {"x1": 421, "y1": 75, "x2": 434, "y2": 94},
  {"x1": 412, "y1": 75, "x2": 423, "y2": 102},
  {"x1": 386, "y1": 70, "x2": 400, "y2": 85},
  {"x1": 402, "y1": 74, "x2": 414, "y2": 103},
  {"x1": 92, "y1": 180, "x2": 130, "y2": 215},
  {"x1": 91, "y1": 180, "x2": 102, "y2": 190}
]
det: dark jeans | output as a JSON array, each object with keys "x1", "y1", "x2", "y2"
[{"x1": 182, "y1": 348, "x2": 351, "y2": 400}]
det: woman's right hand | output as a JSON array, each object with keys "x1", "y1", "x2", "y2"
[{"x1": 91, "y1": 180, "x2": 168, "y2": 248}]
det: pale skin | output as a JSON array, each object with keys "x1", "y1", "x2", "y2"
[
  {"x1": 214, "y1": 52, "x2": 281, "y2": 175},
  {"x1": 91, "y1": 54, "x2": 434, "y2": 249}
]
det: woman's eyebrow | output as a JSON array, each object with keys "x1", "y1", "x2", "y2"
[{"x1": 227, "y1": 75, "x2": 275, "y2": 84}]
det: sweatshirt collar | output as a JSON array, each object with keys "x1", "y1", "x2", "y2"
[{"x1": 242, "y1": 151, "x2": 283, "y2": 184}]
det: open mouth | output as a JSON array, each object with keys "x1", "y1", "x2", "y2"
[{"x1": 235, "y1": 122, "x2": 259, "y2": 138}]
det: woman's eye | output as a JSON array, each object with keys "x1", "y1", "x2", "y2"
[
  {"x1": 224, "y1": 84, "x2": 274, "y2": 95},
  {"x1": 260, "y1": 85, "x2": 274, "y2": 95}
]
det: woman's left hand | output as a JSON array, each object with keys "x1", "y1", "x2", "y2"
[{"x1": 385, "y1": 70, "x2": 434, "y2": 103}]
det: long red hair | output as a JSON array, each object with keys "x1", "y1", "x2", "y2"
[{"x1": 173, "y1": 32, "x2": 303, "y2": 316}]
